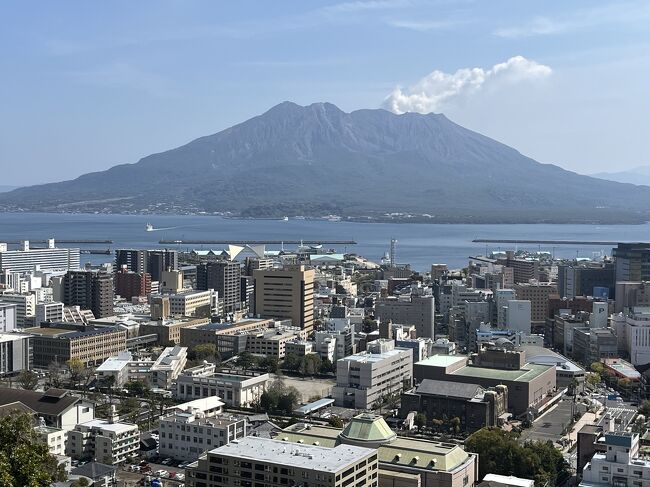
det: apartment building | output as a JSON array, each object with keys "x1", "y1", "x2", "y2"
[
  {"x1": 0, "y1": 294, "x2": 35, "y2": 327},
  {"x1": 62, "y1": 270, "x2": 114, "y2": 319},
  {"x1": 26, "y1": 325, "x2": 127, "y2": 367},
  {"x1": 613, "y1": 307, "x2": 650, "y2": 365},
  {"x1": 253, "y1": 265, "x2": 315, "y2": 334},
  {"x1": 67, "y1": 419, "x2": 139, "y2": 465},
  {"x1": 246, "y1": 329, "x2": 302, "y2": 359},
  {"x1": 167, "y1": 290, "x2": 217, "y2": 317},
  {"x1": 114, "y1": 268, "x2": 152, "y2": 300},
  {"x1": 0, "y1": 240, "x2": 80, "y2": 273},
  {"x1": 115, "y1": 249, "x2": 178, "y2": 282},
  {"x1": 35, "y1": 422, "x2": 67, "y2": 456},
  {"x1": 375, "y1": 295, "x2": 435, "y2": 338},
  {"x1": 139, "y1": 316, "x2": 210, "y2": 345},
  {"x1": 185, "y1": 437, "x2": 379, "y2": 487},
  {"x1": 175, "y1": 368, "x2": 269, "y2": 408},
  {"x1": 35, "y1": 301, "x2": 64, "y2": 324},
  {"x1": 514, "y1": 282, "x2": 557, "y2": 325},
  {"x1": 197, "y1": 261, "x2": 241, "y2": 314},
  {"x1": 159, "y1": 410, "x2": 246, "y2": 462},
  {"x1": 332, "y1": 339, "x2": 413, "y2": 409},
  {"x1": 179, "y1": 318, "x2": 274, "y2": 359}
]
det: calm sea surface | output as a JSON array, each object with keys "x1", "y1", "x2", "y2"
[{"x1": 1, "y1": 213, "x2": 649, "y2": 271}]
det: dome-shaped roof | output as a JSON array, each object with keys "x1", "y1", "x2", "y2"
[{"x1": 339, "y1": 413, "x2": 397, "y2": 448}]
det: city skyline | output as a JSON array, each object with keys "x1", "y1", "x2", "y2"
[{"x1": 2, "y1": 0, "x2": 649, "y2": 185}]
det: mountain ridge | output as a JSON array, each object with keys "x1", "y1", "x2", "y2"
[{"x1": 2, "y1": 101, "x2": 649, "y2": 224}]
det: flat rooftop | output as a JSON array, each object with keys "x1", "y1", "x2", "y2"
[
  {"x1": 452, "y1": 362, "x2": 553, "y2": 383},
  {"x1": 342, "y1": 348, "x2": 409, "y2": 363},
  {"x1": 213, "y1": 437, "x2": 375, "y2": 472},
  {"x1": 79, "y1": 419, "x2": 136, "y2": 434},
  {"x1": 416, "y1": 355, "x2": 467, "y2": 368}
]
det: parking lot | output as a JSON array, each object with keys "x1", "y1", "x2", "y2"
[
  {"x1": 519, "y1": 400, "x2": 586, "y2": 445},
  {"x1": 116, "y1": 458, "x2": 188, "y2": 486}
]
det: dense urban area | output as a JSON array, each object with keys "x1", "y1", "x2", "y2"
[{"x1": 2, "y1": 237, "x2": 650, "y2": 487}]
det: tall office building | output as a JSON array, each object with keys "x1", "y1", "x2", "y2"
[
  {"x1": 197, "y1": 261, "x2": 241, "y2": 313},
  {"x1": 614, "y1": 243, "x2": 650, "y2": 282},
  {"x1": 0, "y1": 240, "x2": 80, "y2": 273},
  {"x1": 114, "y1": 249, "x2": 178, "y2": 281},
  {"x1": 253, "y1": 265, "x2": 314, "y2": 334},
  {"x1": 62, "y1": 270, "x2": 114, "y2": 318}
]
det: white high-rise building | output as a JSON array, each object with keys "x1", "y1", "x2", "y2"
[
  {"x1": 0, "y1": 240, "x2": 80, "y2": 273},
  {"x1": 505, "y1": 299, "x2": 532, "y2": 334},
  {"x1": 0, "y1": 303, "x2": 17, "y2": 332},
  {"x1": 613, "y1": 307, "x2": 650, "y2": 365},
  {"x1": 496, "y1": 289, "x2": 516, "y2": 327}
]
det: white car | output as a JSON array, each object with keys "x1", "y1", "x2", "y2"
[{"x1": 154, "y1": 470, "x2": 169, "y2": 478}]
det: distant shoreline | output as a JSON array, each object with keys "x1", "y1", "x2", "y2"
[{"x1": 0, "y1": 209, "x2": 646, "y2": 226}]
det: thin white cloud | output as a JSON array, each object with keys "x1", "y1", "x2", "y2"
[
  {"x1": 494, "y1": 1, "x2": 650, "y2": 38},
  {"x1": 386, "y1": 18, "x2": 464, "y2": 31},
  {"x1": 383, "y1": 56, "x2": 552, "y2": 114},
  {"x1": 322, "y1": 0, "x2": 410, "y2": 14}
]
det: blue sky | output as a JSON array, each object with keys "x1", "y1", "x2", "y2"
[{"x1": 1, "y1": 0, "x2": 649, "y2": 185}]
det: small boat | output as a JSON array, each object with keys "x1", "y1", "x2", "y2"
[
  {"x1": 146, "y1": 223, "x2": 154, "y2": 232},
  {"x1": 282, "y1": 216, "x2": 289, "y2": 221}
]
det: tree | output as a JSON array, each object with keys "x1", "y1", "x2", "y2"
[
  {"x1": 299, "y1": 354, "x2": 322, "y2": 377},
  {"x1": 450, "y1": 417, "x2": 461, "y2": 434},
  {"x1": 328, "y1": 416, "x2": 344, "y2": 428},
  {"x1": 194, "y1": 343, "x2": 220, "y2": 364},
  {"x1": 282, "y1": 353, "x2": 301, "y2": 372},
  {"x1": 414, "y1": 413, "x2": 427, "y2": 429},
  {"x1": 587, "y1": 372, "x2": 601, "y2": 387},
  {"x1": 320, "y1": 358, "x2": 335, "y2": 374},
  {"x1": 590, "y1": 362, "x2": 605, "y2": 375},
  {"x1": 466, "y1": 427, "x2": 569, "y2": 485},
  {"x1": 236, "y1": 351, "x2": 256, "y2": 371},
  {"x1": 259, "y1": 356, "x2": 280, "y2": 373},
  {"x1": 46, "y1": 361, "x2": 63, "y2": 388},
  {"x1": 0, "y1": 411, "x2": 67, "y2": 486},
  {"x1": 277, "y1": 386, "x2": 300, "y2": 415},
  {"x1": 17, "y1": 370, "x2": 39, "y2": 391},
  {"x1": 66, "y1": 358, "x2": 85, "y2": 383},
  {"x1": 639, "y1": 400, "x2": 650, "y2": 417},
  {"x1": 124, "y1": 380, "x2": 149, "y2": 397}
]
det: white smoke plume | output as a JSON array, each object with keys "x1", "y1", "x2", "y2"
[{"x1": 383, "y1": 55, "x2": 552, "y2": 114}]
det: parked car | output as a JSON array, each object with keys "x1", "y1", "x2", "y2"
[{"x1": 161, "y1": 458, "x2": 173, "y2": 466}]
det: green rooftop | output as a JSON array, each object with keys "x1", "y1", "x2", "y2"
[{"x1": 452, "y1": 362, "x2": 552, "y2": 382}]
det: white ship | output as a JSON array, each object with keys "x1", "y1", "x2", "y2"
[{"x1": 146, "y1": 223, "x2": 154, "y2": 232}]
